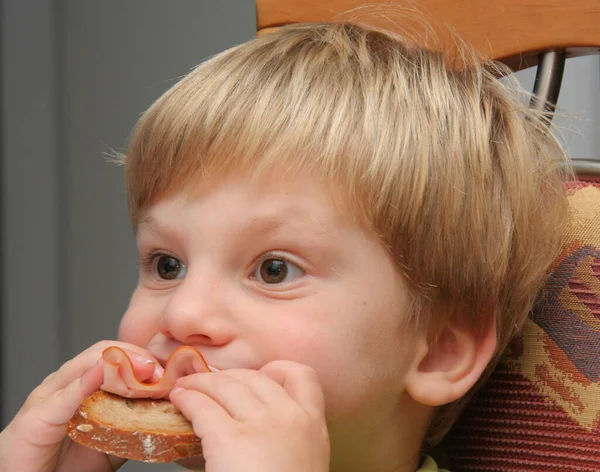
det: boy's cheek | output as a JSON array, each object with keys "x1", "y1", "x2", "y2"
[
  {"x1": 263, "y1": 326, "x2": 341, "y2": 389},
  {"x1": 118, "y1": 296, "x2": 163, "y2": 346}
]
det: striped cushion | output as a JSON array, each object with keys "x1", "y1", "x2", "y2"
[{"x1": 446, "y1": 180, "x2": 600, "y2": 471}]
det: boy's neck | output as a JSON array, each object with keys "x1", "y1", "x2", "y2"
[{"x1": 328, "y1": 395, "x2": 431, "y2": 472}]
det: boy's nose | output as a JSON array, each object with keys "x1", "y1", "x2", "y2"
[{"x1": 159, "y1": 275, "x2": 234, "y2": 347}]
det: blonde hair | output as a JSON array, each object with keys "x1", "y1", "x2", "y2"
[{"x1": 123, "y1": 23, "x2": 572, "y2": 444}]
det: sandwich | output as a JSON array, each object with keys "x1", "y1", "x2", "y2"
[{"x1": 67, "y1": 346, "x2": 209, "y2": 463}]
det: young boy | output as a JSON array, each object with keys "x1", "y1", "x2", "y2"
[{"x1": 0, "y1": 22, "x2": 571, "y2": 472}]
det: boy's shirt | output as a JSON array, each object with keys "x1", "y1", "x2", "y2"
[{"x1": 417, "y1": 456, "x2": 451, "y2": 472}]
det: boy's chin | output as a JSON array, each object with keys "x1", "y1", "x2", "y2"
[{"x1": 176, "y1": 456, "x2": 206, "y2": 470}]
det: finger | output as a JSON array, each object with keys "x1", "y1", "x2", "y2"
[
  {"x1": 51, "y1": 341, "x2": 161, "y2": 391},
  {"x1": 30, "y1": 342, "x2": 159, "y2": 406},
  {"x1": 17, "y1": 362, "x2": 104, "y2": 447},
  {"x1": 169, "y1": 387, "x2": 234, "y2": 438},
  {"x1": 174, "y1": 372, "x2": 264, "y2": 420},
  {"x1": 260, "y1": 361, "x2": 325, "y2": 416},
  {"x1": 203, "y1": 369, "x2": 290, "y2": 406}
]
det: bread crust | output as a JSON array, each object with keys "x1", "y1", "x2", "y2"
[{"x1": 67, "y1": 391, "x2": 202, "y2": 463}]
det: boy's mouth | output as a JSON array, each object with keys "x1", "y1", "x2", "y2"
[
  {"x1": 147, "y1": 335, "x2": 224, "y2": 374},
  {"x1": 153, "y1": 350, "x2": 221, "y2": 373}
]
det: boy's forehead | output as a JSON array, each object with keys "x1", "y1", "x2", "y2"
[{"x1": 135, "y1": 173, "x2": 358, "y2": 235}]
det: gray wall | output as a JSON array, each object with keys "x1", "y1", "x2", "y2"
[
  {"x1": 1, "y1": 1, "x2": 598, "y2": 471},
  {"x1": 514, "y1": 56, "x2": 600, "y2": 159},
  {"x1": 2, "y1": 0, "x2": 62, "y2": 430}
]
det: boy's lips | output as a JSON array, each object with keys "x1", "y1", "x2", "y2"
[
  {"x1": 152, "y1": 349, "x2": 221, "y2": 373},
  {"x1": 146, "y1": 336, "x2": 224, "y2": 373}
]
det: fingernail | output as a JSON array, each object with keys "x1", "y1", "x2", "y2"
[
  {"x1": 171, "y1": 386, "x2": 185, "y2": 395},
  {"x1": 154, "y1": 364, "x2": 164, "y2": 378},
  {"x1": 134, "y1": 355, "x2": 155, "y2": 365}
]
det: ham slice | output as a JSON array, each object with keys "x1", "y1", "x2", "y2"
[{"x1": 101, "y1": 346, "x2": 210, "y2": 399}]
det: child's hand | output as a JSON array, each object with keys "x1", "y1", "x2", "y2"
[
  {"x1": 0, "y1": 341, "x2": 160, "y2": 472},
  {"x1": 170, "y1": 361, "x2": 330, "y2": 472}
]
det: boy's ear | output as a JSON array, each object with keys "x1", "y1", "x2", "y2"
[{"x1": 404, "y1": 312, "x2": 497, "y2": 406}]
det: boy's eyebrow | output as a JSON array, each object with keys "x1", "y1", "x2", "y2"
[
  {"x1": 137, "y1": 208, "x2": 336, "y2": 239},
  {"x1": 136, "y1": 215, "x2": 170, "y2": 236},
  {"x1": 233, "y1": 207, "x2": 334, "y2": 239}
]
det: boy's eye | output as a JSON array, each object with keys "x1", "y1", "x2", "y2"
[
  {"x1": 255, "y1": 258, "x2": 303, "y2": 284},
  {"x1": 155, "y1": 255, "x2": 186, "y2": 280}
]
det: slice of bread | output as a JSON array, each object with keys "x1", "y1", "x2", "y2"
[{"x1": 67, "y1": 390, "x2": 202, "y2": 463}]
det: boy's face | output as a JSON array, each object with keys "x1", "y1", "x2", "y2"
[{"x1": 119, "y1": 172, "x2": 421, "y2": 429}]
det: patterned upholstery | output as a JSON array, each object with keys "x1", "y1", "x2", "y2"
[{"x1": 446, "y1": 180, "x2": 600, "y2": 471}]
